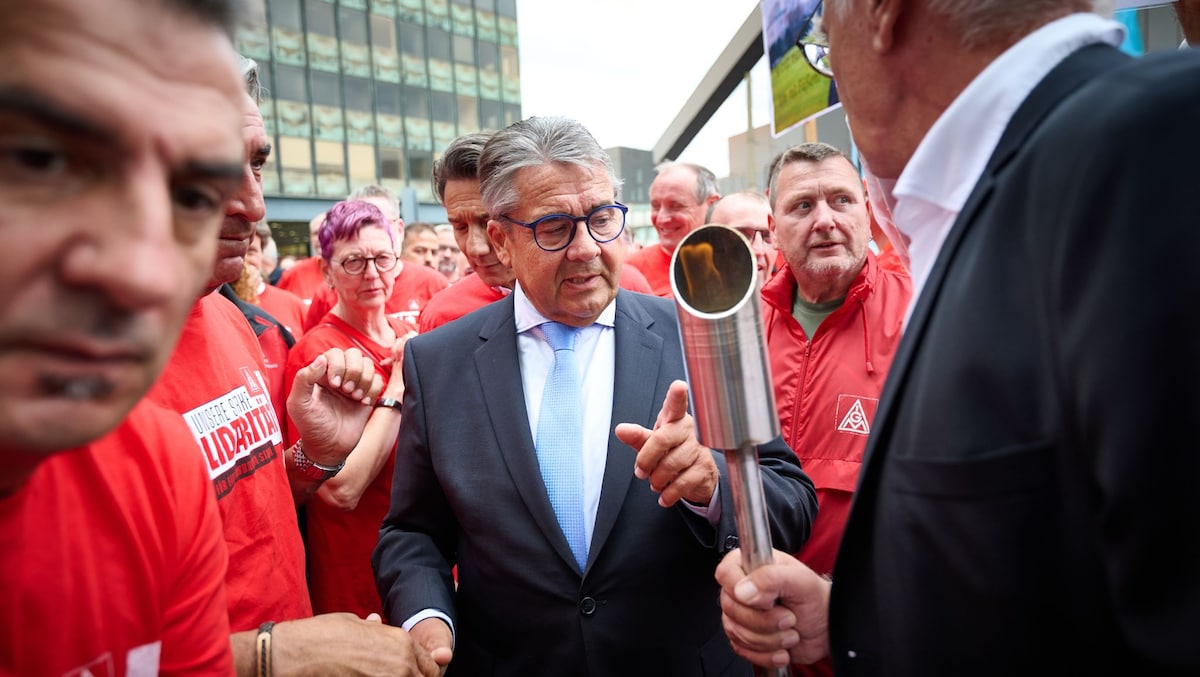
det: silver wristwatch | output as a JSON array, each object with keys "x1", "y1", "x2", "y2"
[{"x1": 291, "y1": 440, "x2": 345, "y2": 482}]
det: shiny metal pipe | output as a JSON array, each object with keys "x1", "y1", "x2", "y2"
[{"x1": 670, "y1": 225, "x2": 788, "y2": 677}]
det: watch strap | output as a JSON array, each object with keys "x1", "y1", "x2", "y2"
[
  {"x1": 374, "y1": 397, "x2": 403, "y2": 411},
  {"x1": 291, "y1": 440, "x2": 344, "y2": 481}
]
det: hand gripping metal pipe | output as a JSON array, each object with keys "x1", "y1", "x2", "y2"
[{"x1": 669, "y1": 225, "x2": 789, "y2": 677}]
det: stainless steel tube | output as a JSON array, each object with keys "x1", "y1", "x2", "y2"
[{"x1": 670, "y1": 225, "x2": 789, "y2": 677}]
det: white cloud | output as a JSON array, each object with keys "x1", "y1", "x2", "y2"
[{"x1": 516, "y1": 0, "x2": 771, "y2": 178}]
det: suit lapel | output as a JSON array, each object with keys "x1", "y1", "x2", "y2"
[{"x1": 590, "y1": 292, "x2": 664, "y2": 564}]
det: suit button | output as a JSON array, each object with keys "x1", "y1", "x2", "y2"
[
  {"x1": 579, "y1": 597, "x2": 597, "y2": 616},
  {"x1": 724, "y1": 535, "x2": 739, "y2": 551}
]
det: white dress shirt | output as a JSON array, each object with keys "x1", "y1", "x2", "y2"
[
  {"x1": 882, "y1": 13, "x2": 1124, "y2": 316},
  {"x1": 513, "y1": 284, "x2": 617, "y2": 550}
]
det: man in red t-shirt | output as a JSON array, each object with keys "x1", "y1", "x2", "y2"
[
  {"x1": 276, "y1": 210, "x2": 329, "y2": 305},
  {"x1": 150, "y1": 57, "x2": 446, "y2": 675},
  {"x1": 628, "y1": 161, "x2": 720, "y2": 296},
  {"x1": 248, "y1": 221, "x2": 306, "y2": 338},
  {"x1": 0, "y1": 4, "x2": 244, "y2": 672}
]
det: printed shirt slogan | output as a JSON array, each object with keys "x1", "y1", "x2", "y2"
[{"x1": 182, "y1": 368, "x2": 283, "y2": 498}]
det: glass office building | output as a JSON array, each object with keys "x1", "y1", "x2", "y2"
[{"x1": 235, "y1": 0, "x2": 522, "y2": 234}]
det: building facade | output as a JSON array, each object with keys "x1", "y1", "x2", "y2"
[{"x1": 235, "y1": 0, "x2": 522, "y2": 252}]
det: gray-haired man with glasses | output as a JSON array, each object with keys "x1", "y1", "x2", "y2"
[{"x1": 374, "y1": 115, "x2": 816, "y2": 676}]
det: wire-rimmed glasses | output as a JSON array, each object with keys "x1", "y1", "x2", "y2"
[
  {"x1": 501, "y1": 203, "x2": 629, "y2": 252},
  {"x1": 795, "y1": 0, "x2": 832, "y2": 78},
  {"x1": 336, "y1": 252, "x2": 398, "y2": 275}
]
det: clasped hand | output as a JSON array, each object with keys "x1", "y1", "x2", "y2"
[{"x1": 286, "y1": 347, "x2": 384, "y2": 467}]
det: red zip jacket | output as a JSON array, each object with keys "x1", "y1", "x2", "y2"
[{"x1": 762, "y1": 252, "x2": 912, "y2": 578}]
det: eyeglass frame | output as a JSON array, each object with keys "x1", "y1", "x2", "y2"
[
  {"x1": 795, "y1": 0, "x2": 832, "y2": 78},
  {"x1": 499, "y1": 202, "x2": 629, "y2": 253},
  {"x1": 334, "y1": 252, "x2": 399, "y2": 275}
]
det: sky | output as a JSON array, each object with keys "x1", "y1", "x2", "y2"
[{"x1": 515, "y1": 0, "x2": 774, "y2": 179}]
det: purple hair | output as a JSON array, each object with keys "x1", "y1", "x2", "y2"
[{"x1": 317, "y1": 199, "x2": 395, "y2": 261}]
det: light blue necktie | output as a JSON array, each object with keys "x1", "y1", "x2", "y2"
[{"x1": 535, "y1": 322, "x2": 587, "y2": 570}]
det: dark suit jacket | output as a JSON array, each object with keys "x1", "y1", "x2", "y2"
[
  {"x1": 374, "y1": 290, "x2": 816, "y2": 676},
  {"x1": 829, "y1": 45, "x2": 1200, "y2": 676}
]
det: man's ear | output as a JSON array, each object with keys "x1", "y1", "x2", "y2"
[
  {"x1": 487, "y1": 220, "x2": 512, "y2": 267},
  {"x1": 870, "y1": 0, "x2": 903, "y2": 53}
]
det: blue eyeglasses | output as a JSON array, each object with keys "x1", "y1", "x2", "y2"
[
  {"x1": 795, "y1": 0, "x2": 832, "y2": 78},
  {"x1": 500, "y1": 203, "x2": 628, "y2": 252}
]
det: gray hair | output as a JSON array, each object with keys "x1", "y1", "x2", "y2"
[
  {"x1": 347, "y1": 183, "x2": 401, "y2": 219},
  {"x1": 825, "y1": 0, "x2": 1093, "y2": 49},
  {"x1": 767, "y1": 142, "x2": 857, "y2": 210},
  {"x1": 254, "y1": 221, "x2": 279, "y2": 265},
  {"x1": 237, "y1": 54, "x2": 265, "y2": 103},
  {"x1": 432, "y1": 131, "x2": 494, "y2": 204},
  {"x1": 478, "y1": 116, "x2": 622, "y2": 218},
  {"x1": 654, "y1": 161, "x2": 719, "y2": 205},
  {"x1": 706, "y1": 190, "x2": 771, "y2": 223}
]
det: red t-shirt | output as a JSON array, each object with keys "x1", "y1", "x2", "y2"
[
  {"x1": 258, "y1": 284, "x2": 307, "y2": 339},
  {"x1": 303, "y1": 262, "x2": 449, "y2": 332},
  {"x1": 618, "y1": 261, "x2": 654, "y2": 294},
  {"x1": 149, "y1": 292, "x2": 311, "y2": 632},
  {"x1": 284, "y1": 313, "x2": 415, "y2": 617},
  {"x1": 626, "y1": 244, "x2": 673, "y2": 296},
  {"x1": 417, "y1": 273, "x2": 508, "y2": 333},
  {"x1": 0, "y1": 400, "x2": 232, "y2": 675},
  {"x1": 277, "y1": 256, "x2": 325, "y2": 305}
]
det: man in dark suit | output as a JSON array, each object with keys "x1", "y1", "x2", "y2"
[
  {"x1": 716, "y1": 1, "x2": 1200, "y2": 675},
  {"x1": 374, "y1": 116, "x2": 817, "y2": 676}
]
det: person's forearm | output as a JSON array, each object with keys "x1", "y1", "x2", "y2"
[
  {"x1": 231, "y1": 630, "x2": 257, "y2": 677},
  {"x1": 316, "y1": 405, "x2": 403, "y2": 510}
]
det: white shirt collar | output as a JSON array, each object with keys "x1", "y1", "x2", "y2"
[
  {"x1": 883, "y1": 13, "x2": 1124, "y2": 306},
  {"x1": 894, "y1": 12, "x2": 1124, "y2": 214},
  {"x1": 512, "y1": 282, "x2": 617, "y2": 333}
]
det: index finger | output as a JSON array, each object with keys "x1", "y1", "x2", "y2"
[{"x1": 655, "y1": 380, "x2": 690, "y2": 428}]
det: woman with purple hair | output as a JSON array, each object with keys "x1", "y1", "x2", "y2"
[{"x1": 282, "y1": 199, "x2": 416, "y2": 617}]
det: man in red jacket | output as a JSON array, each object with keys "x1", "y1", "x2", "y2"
[{"x1": 760, "y1": 142, "x2": 912, "y2": 677}]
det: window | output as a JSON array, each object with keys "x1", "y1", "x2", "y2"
[
  {"x1": 348, "y1": 144, "x2": 377, "y2": 182},
  {"x1": 305, "y1": 0, "x2": 335, "y2": 35},
  {"x1": 381, "y1": 147, "x2": 405, "y2": 180},
  {"x1": 376, "y1": 81, "x2": 401, "y2": 115},
  {"x1": 407, "y1": 150, "x2": 433, "y2": 185},
  {"x1": 430, "y1": 91, "x2": 454, "y2": 123},
  {"x1": 478, "y1": 41, "x2": 498, "y2": 72},
  {"x1": 310, "y1": 70, "x2": 340, "y2": 106},
  {"x1": 457, "y1": 95, "x2": 478, "y2": 130},
  {"x1": 270, "y1": 0, "x2": 302, "y2": 30},
  {"x1": 344, "y1": 76, "x2": 373, "y2": 110},
  {"x1": 500, "y1": 44, "x2": 519, "y2": 79},
  {"x1": 339, "y1": 6, "x2": 368, "y2": 43},
  {"x1": 427, "y1": 27, "x2": 451, "y2": 61},
  {"x1": 314, "y1": 140, "x2": 345, "y2": 173},
  {"x1": 454, "y1": 35, "x2": 475, "y2": 64},
  {"x1": 403, "y1": 85, "x2": 430, "y2": 119},
  {"x1": 398, "y1": 22, "x2": 425, "y2": 56},
  {"x1": 480, "y1": 99, "x2": 501, "y2": 130},
  {"x1": 371, "y1": 13, "x2": 396, "y2": 49},
  {"x1": 273, "y1": 64, "x2": 309, "y2": 101},
  {"x1": 279, "y1": 136, "x2": 313, "y2": 170},
  {"x1": 496, "y1": 0, "x2": 515, "y2": 18}
]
